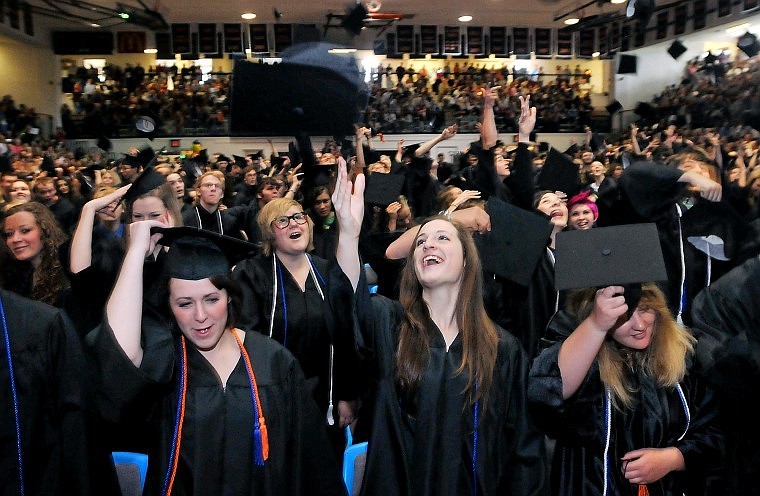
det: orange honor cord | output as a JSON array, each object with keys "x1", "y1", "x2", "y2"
[{"x1": 232, "y1": 329, "x2": 269, "y2": 464}]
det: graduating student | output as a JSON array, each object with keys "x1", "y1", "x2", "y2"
[
  {"x1": 86, "y1": 225, "x2": 344, "y2": 496},
  {"x1": 231, "y1": 195, "x2": 362, "y2": 451},
  {"x1": 0, "y1": 288, "x2": 116, "y2": 495},
  {"x1": 332, "y1": 160, "x2": 548, "y2": 496},
  {"x1": 529, "y1": 225, "x2": 725, "y2": 496},
  {"x1": 691, "y1": 256, "x2": 760, "y2": 495}
]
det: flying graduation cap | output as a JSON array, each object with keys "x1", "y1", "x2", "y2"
[
  {"x1": 474, "y1": 197, "x2": 554, "y2": 286},
  {"x1": 554, "y1": 223, "x2": 667, "y2": 308}
]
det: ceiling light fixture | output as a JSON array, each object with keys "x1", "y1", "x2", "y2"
[
  {"x1": 118, "y1": 12, "x2": 129, "y2": 19},
  {"x1": 610, "y1": 0, "x2": 626, "y2": 4},
  {"x1": 144, "y1": 48, "x2": 158, "y2": 54},
  {"x1": 458, "y1": 15, "x2": 473, "y2": 22},
  {"x1": 241, "y1": 12, "x2": 257, "y2": 20},
  {"x1": 592, "y1": 51, "x2": 600, "y2": 57},
  {"x1": 564, "y1": 16, "x2": 580, "y2": 25}
]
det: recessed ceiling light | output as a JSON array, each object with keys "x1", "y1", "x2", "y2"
[
  {"x1": 144, "y1": 48, "x2": 158, "y2": 54},
  {"x1": 458, "y1": 15, "x2": 473, "y2": 22},
  {"x1": 241, "y1": 12, "x2": 256, "y2": 20},
  {"x1": 610, "y1": 0, "x2": 626, "y2": 4},
  {"x1": 564, "y1": 17, "x2": 580, "y2": 25},
  {"x1": 90, "y1": 23, "x2": 101, "y2": 28},
  {"x1": 592, "y1": 51, "x2": 600, "y2": 57}
]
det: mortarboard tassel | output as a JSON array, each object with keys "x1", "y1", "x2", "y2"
[{"x1": 638, "y1": 484, "x2": 649, "y2": 496}]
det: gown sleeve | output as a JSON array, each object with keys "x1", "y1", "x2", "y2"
[
  {"x1": 85, "y1": 313, "x2": 175, "y2": 424},
  {"x1": 528, "y1": 310, "x2": 605, "y2": 443}
]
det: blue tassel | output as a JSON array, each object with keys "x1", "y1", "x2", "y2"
[{"x1": 253, "y1": 424, "x2": 265, "y2": 467}]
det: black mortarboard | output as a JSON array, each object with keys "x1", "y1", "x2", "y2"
[
  {"x1": 474, "y1": 198, "x2": 553, "y2": 286},
  {"x1": 230, "y1": 45, "x2": 366, "y2": 137},
  {"x1": 122, "y1": 166, "x2": 167, "y2": 204},
  {"x1": 216, "y1": 154, "x2": 231, "y2": 164},
  {"x1": 537, "y1": 148, "x2": 582, "y2": 197},
  {"x1": 182, "y1": 149, "x2": 207, "y2": 179},
  {"x1": 364, "y1": 172, "x2": 405, "y2": 206},
  {"x1": 554, "y1": 223, "x2": 667, "y2": 308},
  {"x1": 123, "y1": 146, "x2": 156, "y2": 169},
  {"x1": 250, "y1": 150, "x2": 264, "y2": 160},
  {"x1": 233, "y1": 155, "x2": 247, "y2": 168},
  {"x1": 97, "y1": 135, "x2": 112, "y2": 152},
  {"x1": 154, "y1": 226, "x2": 258, "y2": 280}
]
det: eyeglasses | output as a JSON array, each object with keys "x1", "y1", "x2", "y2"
[
  {"x1": 272, "y1": 212, "x2": 308, "y2": 229},
  {"x1": 200, "y1": 182, "x2": 220, "y2": 189}
]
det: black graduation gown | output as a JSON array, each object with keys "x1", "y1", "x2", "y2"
[
  {"x1": 0, "y1": 290, "x2": 112, "y2": 495},
  {"x1": 528, "y1": 311, "x2": 726, "y2": 496},
  {"x1": 484, "y1": 249, "x2": 557, "y2": 359},
  {"x1": 231, "y1": 255, "x2": 359, "y2": 414},
  {"x1": 86, "y1": 321, "x2": 345, "y2": 496},
  {"x1": 334, "y1": 281, "x2": 548, "y2": 496},
  {"x1": 691, "y1": 256, "x2": 760, "y2": 495},
  {"x1": 617, "y1": 162, "x2": 760, "y2": 325}
]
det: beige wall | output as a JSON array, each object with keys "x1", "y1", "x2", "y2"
[{"x1": 0, "y1": 34, "x2": 59, "y2": 120}]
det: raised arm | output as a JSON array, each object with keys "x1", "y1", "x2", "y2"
[
  {"x1": 481, "y1": 87, "x2": 499, "y2": 149},
  {"x1": 414, "y1": 124, "x2": 458, "y2": 158},
  {"x1": 333, "y1": 158, "x2": 366, "y2": 291},
  {"x1": 70, "y1": 184, "x2": 130, "y2": 274},
  {"x1": 385, "y1": 206, "x2": 491, "y2": 259},
  {"x1": 557, "y1": 286, "x2": 627, "y2": 399},
  {"x1": 105, "y1": 220, "x2": 164, "y2": 367}
]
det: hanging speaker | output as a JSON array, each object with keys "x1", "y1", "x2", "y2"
[
  {"x1": 667, "y1": 40, "x2": 687, "y2": 59},
  {"x1": 617, "y1": 54, "x2": 637, "y2": 74}
]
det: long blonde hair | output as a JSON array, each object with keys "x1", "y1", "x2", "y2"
[{"x1": 567, "y1": 283, "x2": 696, "y2": 410}]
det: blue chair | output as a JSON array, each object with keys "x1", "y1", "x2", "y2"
[
  {"x1": 112, "y1": 451, "x2": 148, "y2": 496},
  {"x1": 342, "y1": 441, "x2": 368, "y2": 496}
]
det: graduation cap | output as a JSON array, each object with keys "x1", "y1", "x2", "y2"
[
  {"x1": 230, "y1": 43, "x2": 367, "y2": 137},
  {"x1": 554, "y1": 223, "x2": 667, "y2": 308},
  {"x1": 135, "y1": 115, "x2": 159, "y2": 140},
  {"x1": 182, "y1": 149, "x2": 208, "y2": 180},
  {"x1": 97, "y1": 135, "x2": 112, "y2": 152},
  {"x1": 153, "y1": 226, "x2": 258, "y2": 280},
  {"x1": 123, "y1": 146, "x2": 156, "y2": 169},
  {"x1": 250, "y1": 150, "x2": 264, "y2": 160},
  {"x1": 537, "y1": 148, "x2": 582, "y2": 197},
  {"x1": 122, "y1": 166, "x2": 167, "y2": 205},
  {"x1": 474, "y1": 197, "x2": 553, "y2": 286},
  {"x1": 233, "y1": 155, "x2": 247, "y2": 168},
  {"x1": 364, "y1": 172, "x2": 405, "y2": 206}
]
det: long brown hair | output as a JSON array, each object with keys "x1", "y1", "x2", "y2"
[
  {"x1": 566, "y1": 283, "x2": 695, "y2": 410},
  {"x1": 396, "y1": 215, "x2": 499, "y2": 407},
  {"x1": 2, "y1": 202, "x2": 69, "y2": 305}
]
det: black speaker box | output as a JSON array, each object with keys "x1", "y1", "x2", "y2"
[
  {"x1": 617, "y1": 54, "x2": 637, "y2": 74},
  {"x1": 52, "y1": 31, "x2": 114, "y2": 55}
]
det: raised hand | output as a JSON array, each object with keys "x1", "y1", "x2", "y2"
[
  {"x1": 588, "y1": 286, "x2": 628, "y2": 334},
  {"x1": 518, "y1": 94, "x2": 537, "y2": 140},
  {"x1": 332, "y1": 157, "x2": 365, "y2": 240}
]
